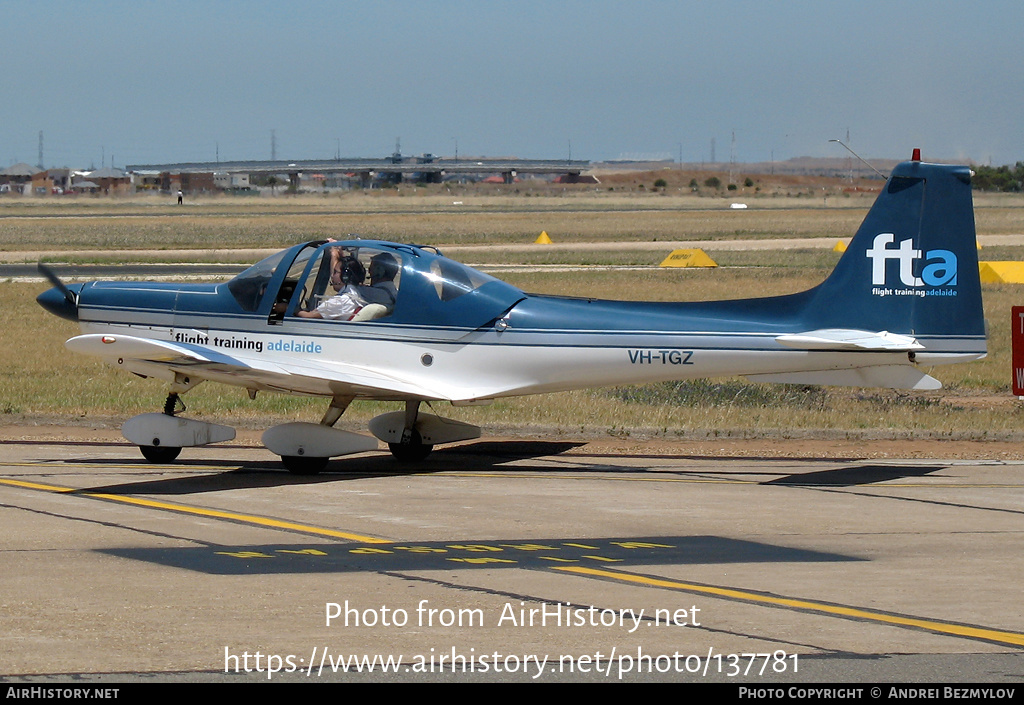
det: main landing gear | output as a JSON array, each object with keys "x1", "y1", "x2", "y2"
[
  {"x1": 390, "y1": 401, "x2": 433, "y2": 462},
  {"x1": 261, "y1": 398, "x2": 461, "y2": 472},
  {"x1": 261, "y1": 394, "x2": 376, "y2": 475},
  {"x1": 265, "y1": 399, "x2": 480, "y2": 473},
  {"x1": 368, "y1": 400, "x2": 480, "y2": 462},
  {"x1": 122, "y1": 380, "x2": 480, "y2": 474}
]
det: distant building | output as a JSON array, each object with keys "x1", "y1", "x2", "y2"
[
  {"x1": 160, "y1": 171, "x2": 216, "y2": 194},
  {"x1": 213, "y1": 172, "x2": 251, "y2": 190},
  {"x1": 0, "y1": 164, "x2": 134, "y2": 195},
  {"x1": 42, "y1": 168, "x2": 73, "y2": 193},
  {"x1": 132, "y1": 170, "x2": 162, "y2": 191},
  {"x1": 86, "y1": 167, "x2": 132, "y2": 195},
  {"x1": 0, "y1": 163, "x2": 40, "y2": 194}
]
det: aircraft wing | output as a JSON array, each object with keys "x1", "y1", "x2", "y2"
[
  {"x1": 774, "y1": 328, "x2": 924, "y2": 351},
  {"x1": 64, "y1": 334, "x2": 450, "y2": 400}
]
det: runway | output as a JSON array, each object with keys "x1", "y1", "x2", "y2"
[{"x1": 1, "y1": 430, "x2": 1021, "y2": 682}]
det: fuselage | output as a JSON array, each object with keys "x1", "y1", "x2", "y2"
[{"x1": 60, "y1": 237, "x2": 984, "y2": 402}]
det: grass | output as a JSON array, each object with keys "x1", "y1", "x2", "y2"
[
  {"x1": 1, "y1": 190, "x2": 1017, "y2": 253},
  {"x1": 3, "y1": 209, "x2": 858, "y2": 251}
]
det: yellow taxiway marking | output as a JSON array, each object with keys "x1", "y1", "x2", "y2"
[
  {"x1": 0, "y1": 478, "x2": 74, "y2": 493},
  {"x1": 555, "y1": 566, "x2": 1024, "y2": 648},
  {"x1": 0, "y1": 477, "x2": 390, "y2": 544}
]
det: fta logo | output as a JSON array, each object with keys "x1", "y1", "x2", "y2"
[{"x1": 865, "y1": 233, "x2": 957, "y2": 287}]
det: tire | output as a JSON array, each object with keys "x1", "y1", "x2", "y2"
[
  {"x1": 140, "y1": 445, "x2": 182, "y2": 463},
  {"x1": 388, "y1": 431, "x2": 433, "y2": 462},
  {"x1": 282, "y1": 455, "x2": 329, "y2": 475}
]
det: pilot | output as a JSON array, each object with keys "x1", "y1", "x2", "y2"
[{"x1": 296, "y1": 252, "x2": 368, "y2": 320}]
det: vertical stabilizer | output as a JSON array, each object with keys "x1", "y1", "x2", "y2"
[{"x1": 802, "y1": 160, "x2": 984, "y2": 350}]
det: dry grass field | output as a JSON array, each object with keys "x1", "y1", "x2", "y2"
[{"x1": 2, "y1": 181, "x2": 1023, "y2": 441}]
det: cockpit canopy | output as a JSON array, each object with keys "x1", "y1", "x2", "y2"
[{"x1": 226, "y1": 240, "x2": 525, "y2": 329}]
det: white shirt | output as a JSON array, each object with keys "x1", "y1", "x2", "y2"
[{"x1": 315, "y1": 285, "x2": 369, "y2": 320}]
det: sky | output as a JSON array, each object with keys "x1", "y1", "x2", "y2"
[{"x1": 2, "y1": 1, "x2": 1022, "y2": 169}]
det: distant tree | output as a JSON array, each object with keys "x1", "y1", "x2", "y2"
[
  {"x1": 972, "y1": 163, "x2": 1024, "y2": 192},
  {"x1": 727, "y1": 183, "x2": 738, "y2": 191},
  {"x1": 252, "y1": 174, "x2": 281, "y2": 194},
  {"x1": 653, "y1": 178, "x2": 668, "y2": 189},
  {"x1": 744, "y1": 177, "x2": 754, "y2": 188},
  {"x1": 704, "y1": 176, "x2": 721, "y2": 189}
]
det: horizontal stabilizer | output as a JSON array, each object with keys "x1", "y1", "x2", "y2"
[
  {"x1": 746, "y1": 365, "x2": 941, "y2": 390},
  {"x1": 775, "y1": 329, "x2": 923, "y2": 352}
]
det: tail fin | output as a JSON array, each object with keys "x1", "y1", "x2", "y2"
[{"x1": 802, "y1": 158, "x2": 985, "y2": 359}]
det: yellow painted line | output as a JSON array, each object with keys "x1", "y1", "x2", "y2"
[
  {"x1": 0, "y1": 478, "x2": 76, "y2": 493},
  {"x1": 555, "y1": 566, "x2": 1024, "y2": 648},
  {"x1": 0, "y1": 477, "x2": 390, "y2": 544}
]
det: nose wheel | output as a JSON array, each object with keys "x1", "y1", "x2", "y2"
[
  {"x1": 139, "y1": 392, "x2": 185, "y2": 463},
  {"x1": 124, "y1": 380, "x2": 235, "y2": 464}
]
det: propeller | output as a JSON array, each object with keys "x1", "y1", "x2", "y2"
[
  {"x1": 38, "y1": 262, "x2": 77, "y2": 306},
  {"x1": 36, "y1": 262, "x2": 80, "y2": 321}
]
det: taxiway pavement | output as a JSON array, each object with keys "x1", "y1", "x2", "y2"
[{"x1": 1, "y1": 431, "x2": 1021, "y2": 682}]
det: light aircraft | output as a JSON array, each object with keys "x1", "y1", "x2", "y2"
[{"x1": 37, "y1": 154, "x2": 985, "y2": 473}]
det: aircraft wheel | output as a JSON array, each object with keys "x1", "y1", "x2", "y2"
[
  {"x1": 388, "y1": 431, "x2": 433, "y2": 462},
  {"x1": 140, "y1": 445, "x2": 181, "y2": 463},
  {"x1": 282, "y1": 455, "x2": 329, "y2": 475}
]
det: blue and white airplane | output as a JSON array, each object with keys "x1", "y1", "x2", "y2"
[{"x1": 37, "y1": 155, "x2": 985, "y2": 473}]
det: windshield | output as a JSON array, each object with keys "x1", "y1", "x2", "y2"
[{"x1": 227, "y1": 250, "x2": 289, "y2": 312}]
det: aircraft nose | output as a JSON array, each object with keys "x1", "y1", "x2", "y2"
[{"x1": 37, "y1": 285, "x2": 80, "y2": 321}]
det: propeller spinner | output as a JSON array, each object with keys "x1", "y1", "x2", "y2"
[{"x1": 36, "y1": 263, "x2": 81, "y2": 321}]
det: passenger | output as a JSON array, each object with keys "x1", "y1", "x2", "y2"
[{"x1": 362, "y1": 252, "x2": 399, "y2": 306}]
